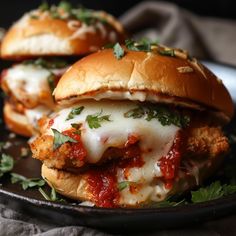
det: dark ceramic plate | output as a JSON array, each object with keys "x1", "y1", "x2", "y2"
[{"x1": 0, "y1": 61, "x2": 236, "y2": 232}]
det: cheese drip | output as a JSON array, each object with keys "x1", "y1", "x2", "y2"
[
  {"x1": 3, "y1": 64, "x2": 68, "y2": 107},
  {"x1": 49, "y1": 100, "x2": 179, "y2": 163}
]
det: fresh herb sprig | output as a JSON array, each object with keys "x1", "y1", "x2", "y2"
[
  {"x1": 0, "y1": 154, "x2": 14, "y2": 178},
  {"x1": 86, "y1": 111, "x2": 111, "y2": 129},
  {"x1": 191, "y1": 181, "x2": 236, "y2": 203},
  {"x1": 118, "y1": 181, "x2": 131, "y2": 191},
  {"x1": 124, "y1": 105, "x2": 190, "y2": 128},
  {"x1": 113, "y1": 43, "x2": 125, "y2": 60},
  {"x1": 52, "y1": 128, "x2": 77, "y2": 150},
  {"x1": 66, "y1": 106, "x2": 84, "y2": 121},
  {"x1": 23, "y1": 58, "x2": 68, "y2": 69},
  {"x1": 11, "y1": 173, "x2": 45, "y2": 190},
  {"x1": 39, "y1": 187, "x2": 66, "y2": 202},
  {"x1": 125, "y1": 39, "x2": 155, "y2": 52},
  {"x1": 37, "y1": 1, "x2": 106, "y2": 25}
]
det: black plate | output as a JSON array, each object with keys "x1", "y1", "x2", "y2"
[{"x1": 0, "y1": 61, "x2": 236, "y2": 232}]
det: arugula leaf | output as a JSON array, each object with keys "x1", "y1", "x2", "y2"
[
  {"x1": 0, "y1": 154, "x2": 14, "y2": 178},
  {"x1": 86, "y1": 111, "x2": 111, "y2": 129},
  {"x1": 11, "y1": 173, "x2": 45, "y2": 190},
  {"x1": 66, "y1": 106, "x2": 84, "y2": 121},
  {"x1": 52, "y1": 128, "x2": 77, "y2": 150},
  {"x1": 124, "y1": 105, "x2": 190, "y2": 128},
  {"x1": 113, "y1": 43, "x2": 125, "y2": 60},
  {"x1": 39, "y1": 187, "x2": 66, "y2": 202}
]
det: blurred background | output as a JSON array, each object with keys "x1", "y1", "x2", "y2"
[
  {"x1": 1, "y1": 0, "x2": 236, "y2": 27},
  {"x1": 1, "y1": 0, "x2": 236, "y2": 65}
]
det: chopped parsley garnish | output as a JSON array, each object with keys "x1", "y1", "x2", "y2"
[
  {"x1": 39, "y1": 187, "x2": 66, "y2": 202},
  {"x1": 125, "y1": 39, "x2": 153, "y2": 52},
  {"x1": 66, "y1": 106, "x2": 84, "y2": 121},
  {"x1": 191, "y1": 181, "x2": 236, "y2": 203},
  {"x1": 111, "y1": 39, "x2": 180, "y2": 60},
  {"x1": 47, "y1": 74, "x2": 57, "y2": 94},
  {"x1": 124, "y1": 105, "x2": 190, "y2": 128},
  {"x1": 23, "y1": 58, "x2": 68, "y2": 69},
  {"x1": 52, "y1": 128, "x2": 77, "y2": 150},
  {"x1": 158, "y1": 49, "x2": 175, "y2": 57},
  {"x1": 58, "y1": 0, "x2": 72, "y2": 13},
  {"x1": 113, "y1": 43, "x2": 125, "y2": 60},
  {"x1": 10, "y1": 173, "x2": 45, "y2": 190},
  {"x1": 86, "y1": 111, "x2": 111, "y2": 129},
  {"x1": 37, "y1": 1, "x2": 106, "y2": 25},
  {"x1": 118, "y1": 181, "x2": 131, "y2": 191},
  {"x1": 39, "y1": 1, "x2": 49, "y2": 11},
  {"x1": 0, "y1": 154, "x2": 14, "y2": 178},
  {"x1": 153, "y1": 199, "x2": 186, "y2": 208}
]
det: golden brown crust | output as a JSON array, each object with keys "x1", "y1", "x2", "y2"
[
  {"x1": 42, "y1": 164, "x2": 91, "y2": 202},
  {"x1": 3, "y1": 102, "x2": 33, "y2": 137},
  {"x1": 54, "y1": 49, "x2": 234, "y2": 121},
  {"x1": 1, "y1": 11, "x2": 125, "y2": 59}
]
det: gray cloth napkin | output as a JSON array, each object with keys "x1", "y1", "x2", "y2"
[
  {"x1": 1, "y1": 1, "x2": 236, "y2": 235},
  {"x1": 120, "y1": 1, "x2": 236, "y2": 66}
]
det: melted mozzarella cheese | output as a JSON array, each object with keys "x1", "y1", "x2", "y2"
[
  {"x1": 3, "y1": 64, "x2": 68, "y2": 107},
  {"x1": 4, "y1": 64, "x2": 51, "y2": 103},
  {"x1": 49, "y1": 100, "x2": 179, "y2": 164},
  {"x1": 48, "y1": 100, "x2": 181, "y2": 205}
]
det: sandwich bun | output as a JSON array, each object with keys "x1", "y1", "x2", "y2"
[
  {"x1": 54, "y1": 48, "x2": 234, "y2": 123},
  {"x1": 4, "y1": 102, "x2": 33, "y2": 137},
  {"x1": 1, "y1": 9, "x2": 125, "y2": 59}
]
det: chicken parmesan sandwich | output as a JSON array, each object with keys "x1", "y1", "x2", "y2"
[
  {"x1": 0, "y1": 1, "x2": 125, "y2": 137},
  {"x1": 30, "y1": 40, "x2": 234, "y2": 208}
]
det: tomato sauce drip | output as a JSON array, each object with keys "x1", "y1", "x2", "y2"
[
  {"x1": 86, "y1": 135, "x2": 144, "y2": 208},
  {"x1": 48, "y1": 118, "x2": 54, "y2": 128},
  {"x1": 62, "y1": 129, "x2": 87, "y2": 162},
  {"x1": 87, "y1": 165, "x2": 119, "y2": 208},
  {"x1": 159, "y1": 132, "x2": 182, "y2": 189}
]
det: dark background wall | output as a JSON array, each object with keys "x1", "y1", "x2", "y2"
[{"x1": 1, "y1": 0, "x2": 236, "y2": 28}]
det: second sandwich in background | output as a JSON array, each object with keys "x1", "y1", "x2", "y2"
[{"x1": 0, "y1": 1, "x2": 125, "y2": 137}]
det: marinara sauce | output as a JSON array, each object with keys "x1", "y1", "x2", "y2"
[
  {"x1": 87, "y1": 134, "x2": 144, "y2": 208},
  {"x1": 159, "y1": 131, "x2": 182, "y2": 189},
  {"x1": 62, "y1": 129, "x2": 87, "y2": 162}
]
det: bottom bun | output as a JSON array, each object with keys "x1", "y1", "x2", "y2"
[
  {"x1": 42, "y1": 151, "x2": 224, "y2": 208},
  {"x1": 42, "y1": 164, "x2": 90, "y2": 202},
  {"x1": 4, "y1": 102, "x2": 33, "y2": 137}
]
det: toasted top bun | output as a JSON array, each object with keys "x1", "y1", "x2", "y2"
[
  {"x1": 1, "y1": 8, "x2": 125, "y2": 59},
  {"x1": 54, "y1": 47, "x2": 234, "y2": 122}
]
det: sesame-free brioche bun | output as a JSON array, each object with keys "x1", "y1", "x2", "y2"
[
  {"x1": 1, "y1": 10, "x2": 125, "y2": 59},
  {"x1": 54, "y1": 48, "x2": 234, "y2": 122},
  {"x1": 3, "y1": 102, "x2": 33, "y2": 137}
]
